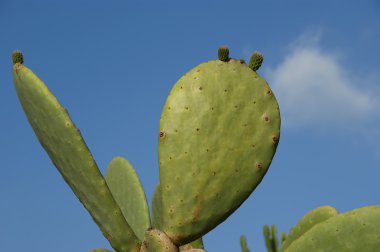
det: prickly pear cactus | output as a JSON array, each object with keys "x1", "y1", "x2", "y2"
[
  {"x1": 283, "y1": 206, "x2": 380, "y2": 252},
  {"x1": 12, "y1": 46, "x2": 280, "y2": 252},
  {"x1": 243, "y1": 205, "x2": 380, "y2": 252},
  {"x1": 157, "y1": 47, "x2": 280, "y2": 244}
]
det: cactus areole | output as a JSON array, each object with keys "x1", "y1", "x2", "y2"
[{"x1": 12, "y1": 47, "x2": 281, "y2": 251}]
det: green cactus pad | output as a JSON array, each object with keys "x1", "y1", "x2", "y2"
[
  {"x1": 281, "y1": 205, "x2": 338, "y2": 251},
  {"x1": 240, "y1": 235, "x2": 250, "y2": 252},
  {"x1": 141, "y1": 229, "x2": 179, "y2": 252},
  {"x1": 152, "y1": 183, "x2": 164, "y2": 229},
  {"x1": 248, "y1": 52, "x2": 263, "y2": 71},
  {"x1": 105, "y1": 156, "x2": 151, "y2": 241},
  {"x1": 158, "y1": 51, "x2": 280, "y2": 244},
  {"x1": 284, "y1": 206, "x2": 380, "y2": 252},
  {"x1": 263, "y1": 224, "x2": 281, "y2": 252},
  {"x1": 12, "y1": 58, "x2": 140, "y2": 252},
  {"x1": 218, "y1": 46, "x2": 229, "y2": 62}
]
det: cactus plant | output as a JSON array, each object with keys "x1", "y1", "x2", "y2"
[
  {"x1": 12, "y1": 46, "x2": 280, "y2": 251},
  {"x1": 242, "y1": 205, "x2": 380, "y2": 252}
]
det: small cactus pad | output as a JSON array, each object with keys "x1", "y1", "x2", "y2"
[
  {"x1": 158, "y1": 48, "x2": 280, "y2": 244},
  {"x1": 240, "y1": 235, "x2": 250, "y2": 252},
  {"x1": 218, "y1": 46, "x2": 229, "y2": 62},
  {"x1": 248, "y1": 52, "x2": 263, "y2": 71},
  {"x1": 281, "y1": 205, "x2": 338, "y2": 251},
  {"x1": 284, "y1": 206, "x2": 380, "y2": 252},
  {"x1": 263, "y1": 224, "x2": 281, "y2": 252},
  {"x1": 105, "y1": 157, "x2": 151, "y2": 241},
  {"x1": 141, "y1": 229, "x2": 179, "y2": 252},
  {"x1": 12, "y1": 54, "x2": 140, "y2": 252}
]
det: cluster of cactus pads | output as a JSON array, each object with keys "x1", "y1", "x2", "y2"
[
  {"x1": 241, "y1": 205, "x2": 380, "y2": 252},
  {"x1": 12, "y1": 47, "x2": 280, "y2": 252},
  {"x1": 12, "y1": 47, "x2": 379, "y2": 252}
]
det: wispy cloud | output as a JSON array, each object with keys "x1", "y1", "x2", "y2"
[{"x1": 265, "y1": 33, "x2": 379, "y2": 129}]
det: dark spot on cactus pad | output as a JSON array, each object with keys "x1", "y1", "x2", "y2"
[
  {"x1": 262, "y1": 113, "x2": 270, "y2": 123},
  {"x1": 159, "y1": 131, "x2": 166, "y2": 138},
  {"x1": 168, "y1": 106, "x2": 171, "y2": 110},
  {"x1": 256, "y1": 162, "x2": 263, "y2": 170},
  {"x1": 266, "y1": 89, "x2": 272, "y2": 96},
  {"x1": 199, "y1": 86, "x2": 203, "y2": 90},
  {"x1": 239, "y1": 59, "x2": 245, "y2": 64},
  {"x1": 196, "y1": 69, "x2": 201, "y2": 72},
  {"x1": 272, "y1": 135, "x2": 279, "y2": 144},
  {"x1": 196, "y1": 128, "x2": 200, "y2": 132}
]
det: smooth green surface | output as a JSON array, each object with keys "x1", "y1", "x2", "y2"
[
  {"x1": 158, "y1": 59, "x2": 280, "y2": 244},
  {"x1": 284, "y1": 206, "x2": 380, "y2": 252},
  {"x1": 281, "y1": 205, "x2": 338, "y2": 251},
  {"x1": 152, "y1": 183, "x2": 164, "y2": 229},
  {"x1": 12, "y1": 63, "x2": 140, "y2": 252},
  {"x1": 105, "y1": 156, "x2": 151, "y2": 241}
]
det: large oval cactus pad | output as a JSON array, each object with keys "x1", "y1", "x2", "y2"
[
  {"x1": 284, "y1": 206, "x2": 380, "y2": 252},
  {"x1": 12, "y1": 59, "x2": 140, "y2": 252},
  {"x1": 158, "y1": 56, "x2": 280, "y2": 244}
]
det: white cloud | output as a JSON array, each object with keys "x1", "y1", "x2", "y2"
[{"x1": 265, "y1": 33, "x2": 378, "y2": 129}]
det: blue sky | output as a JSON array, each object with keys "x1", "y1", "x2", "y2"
[{"x1": 1, "y1": 1, "x2": 379, "y2": 251}]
